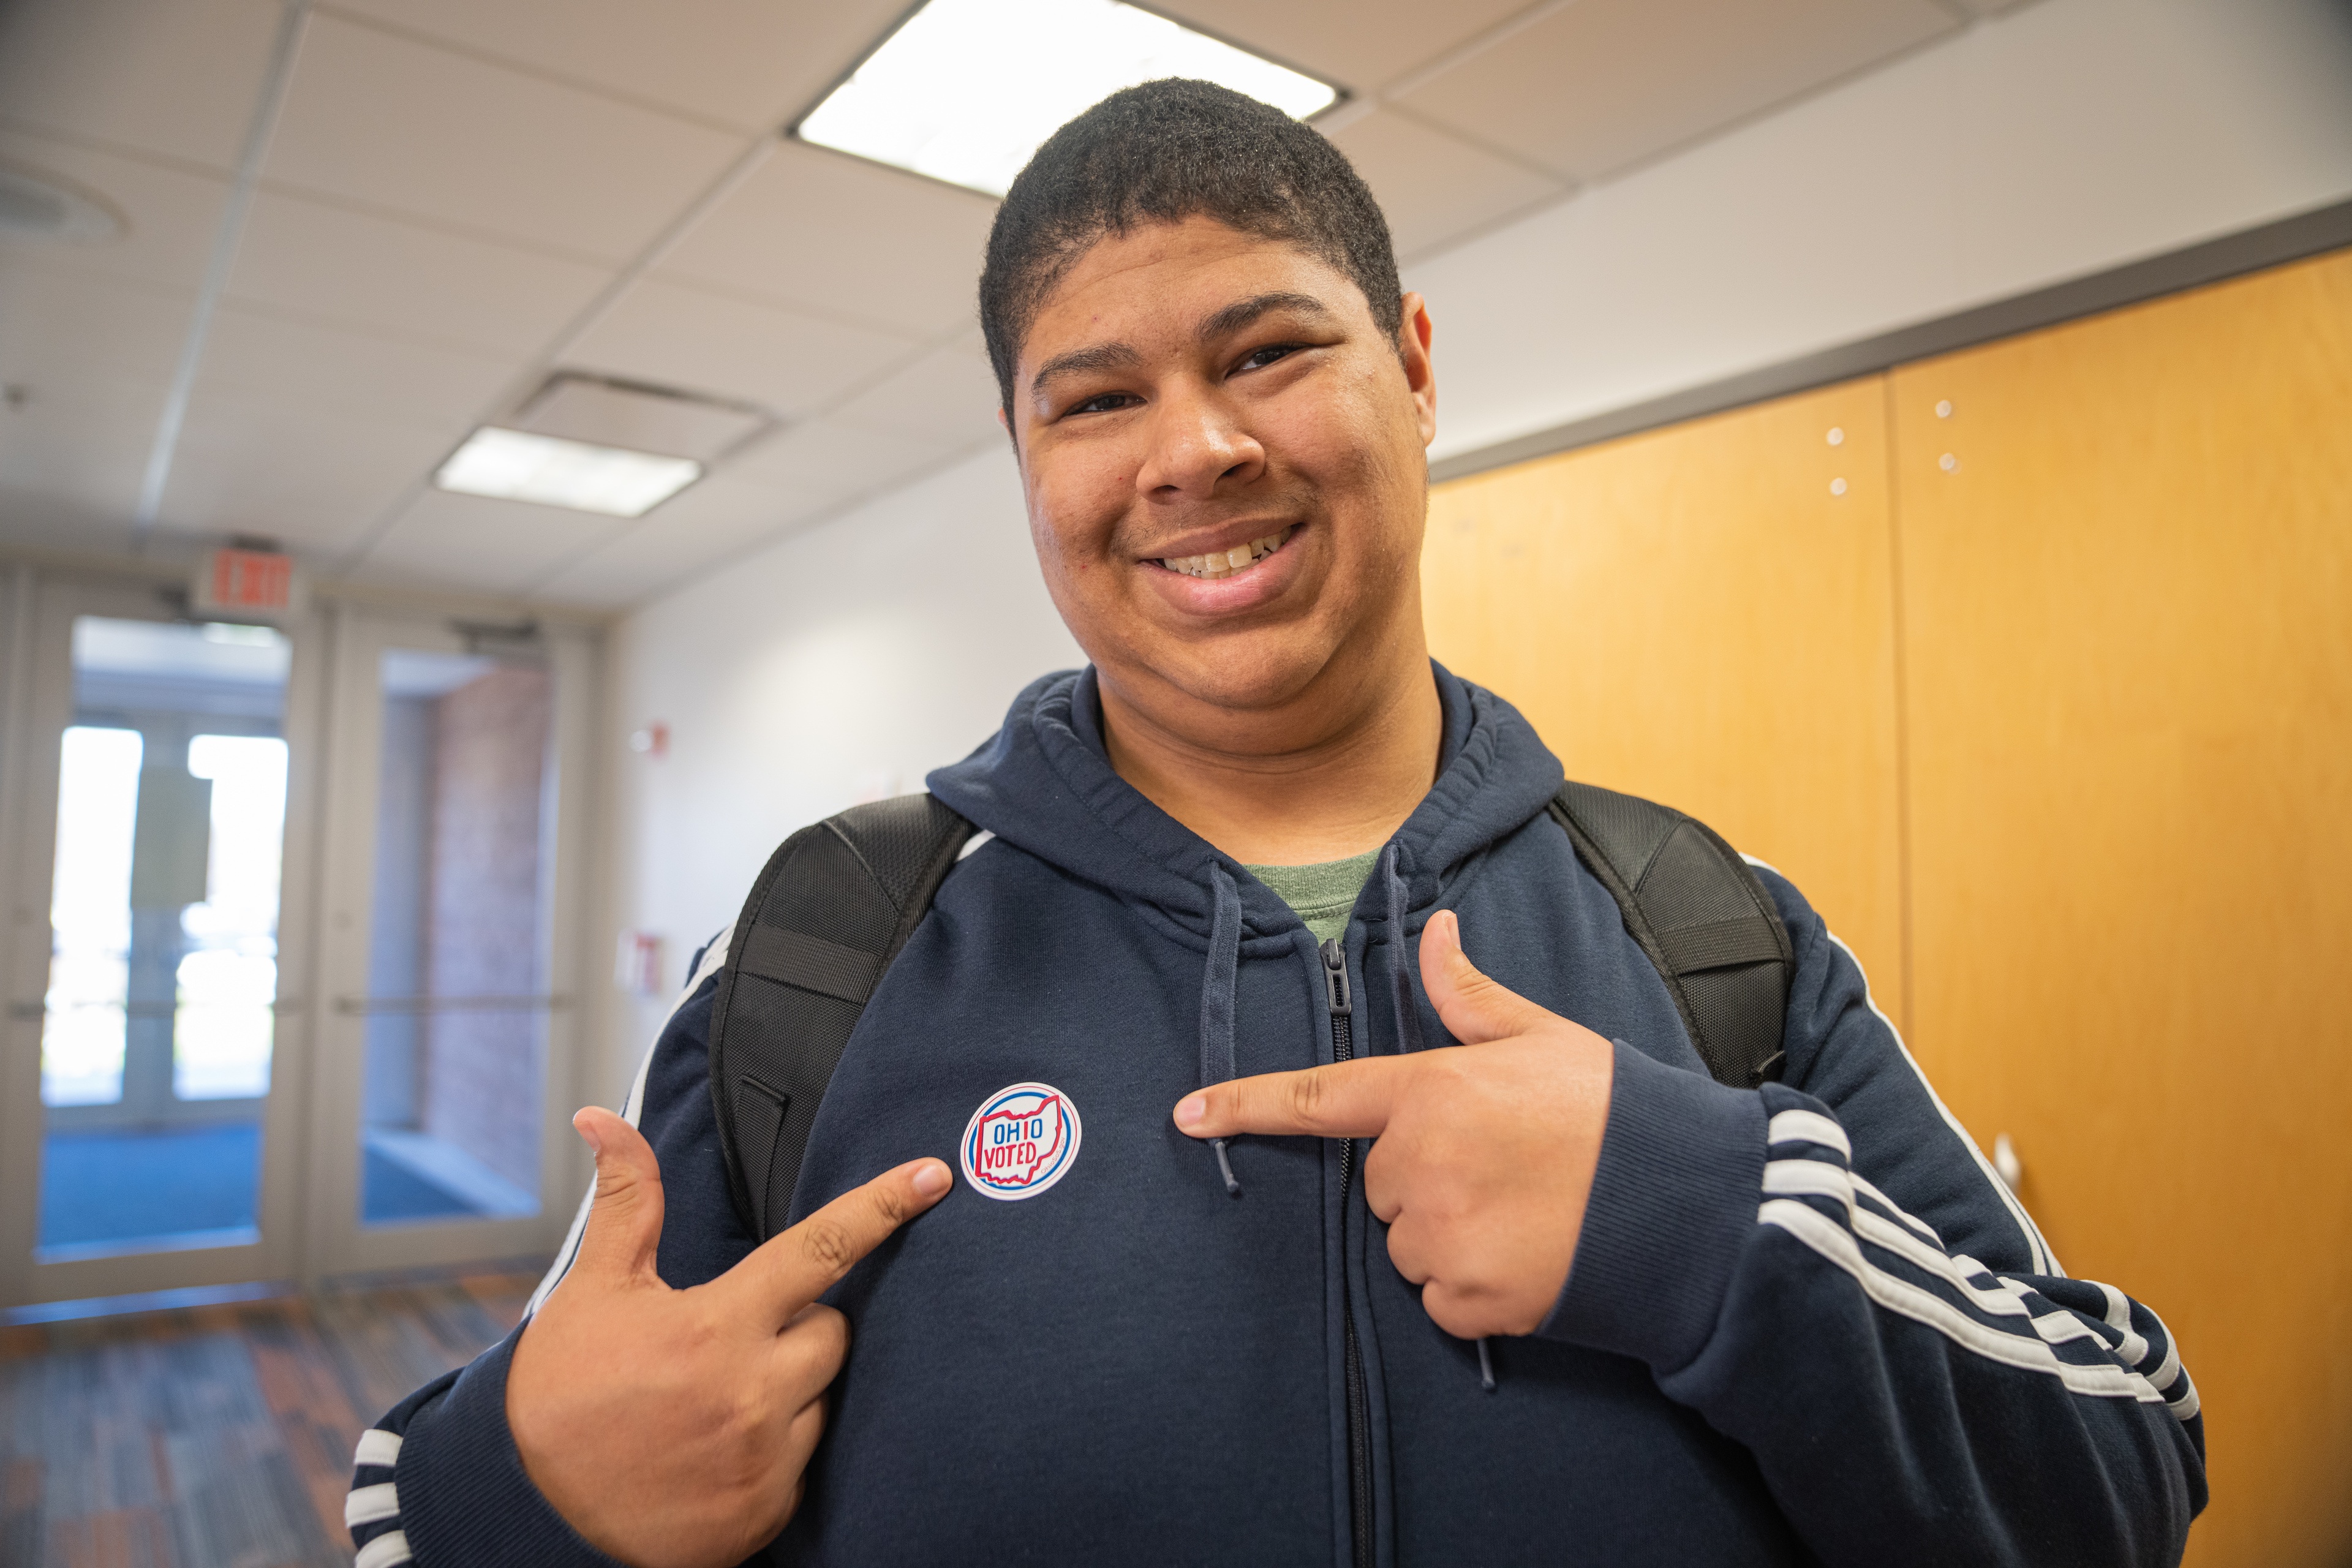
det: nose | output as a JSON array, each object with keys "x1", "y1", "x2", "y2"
[{"x1": 1135, "y1": 380, "x2": 1264, "y2": 500}]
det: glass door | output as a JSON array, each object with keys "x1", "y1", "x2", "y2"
[
  {"x1": 302, "y1": 606, "x2": 595, "y2": 1276},
  {"x1": 0, "y1": 577, "x2": 322, "y2": 1308}
]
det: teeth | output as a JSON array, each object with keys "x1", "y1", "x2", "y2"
[{"x1": 1160, "y1": 525, "x2": 1294, "y2": 580}]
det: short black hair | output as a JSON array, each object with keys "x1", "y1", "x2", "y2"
[{"x1": 979, "y1": 78, "x2": 1400, "y2": 413}]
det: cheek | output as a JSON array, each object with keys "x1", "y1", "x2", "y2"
[
  {"x1": 1028, "y1": 459, "x2": 1136, "y2": 581},
  {"x1": 1025, "y1": 491, "x2": 1118, "y2": 599},
  {"x1": 1270, "y1": 374, "x2": 1406, "y2": 495}
]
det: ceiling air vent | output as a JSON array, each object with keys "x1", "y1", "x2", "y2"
[
  {"x1": 434, "y1": 373, "x2": 777, "y2": 518},
  {"x1": 0, "y1": 165, "x2": 123, "y2": 243}
]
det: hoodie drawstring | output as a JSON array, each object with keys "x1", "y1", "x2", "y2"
[
  {"x1": 1382, "y1": 845, "x2": 1497, "y2": 1392},
  {"x1": 1200, "y1": 864, "x2": 1244, "y2": 1196},
  {"x1": 1378, "y1": 845, "x2": 1427, "y2": 1057}
]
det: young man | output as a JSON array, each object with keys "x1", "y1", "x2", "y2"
[{"x1": 349, "y1": 81, "x2": 2204, "y2": 1567}]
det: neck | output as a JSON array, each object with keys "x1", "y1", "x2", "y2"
[{"x1": 1098, "y1": 638, "x2": 1444, "y2": 867}]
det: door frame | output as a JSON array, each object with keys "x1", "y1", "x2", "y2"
[
  {"x1": 0, "y1": 568, "x2": 330, "y2": 1308},
  {"x1": 298, "y1": 599, "x2": 597, "y2": 1280}
]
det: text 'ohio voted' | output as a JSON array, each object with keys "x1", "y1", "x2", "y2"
[{"x1": 959, "y1": 1083, "x2": 1082, "y2": 1201}]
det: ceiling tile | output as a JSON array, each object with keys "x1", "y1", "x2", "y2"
[
  {"x1": 261, "y1": 12, "x2": 745, "y2": 262},
  {"x1": 196, "y1": 305, "x2": 522, "y2": 429},
  {"x1": 0, "y1": 382, "x2": 160, "y2": 555},
  {"x1": 0, "y1": 130, "x2": 232, "y2": 295},
  {"x1": 227, "y1": 192, "x2": 613, "y2": 356},
  {"x1": 654, "y1": 140, "x2": 998, "y2": 339},
  {"x1": 525, "y1": 469, "x2": 821, "y2": 608},
  {"x1": 0, "y1": 0, "x2": 285, "y2": 173},
  {"x1": 0, "y1": 260, "x2": 189, "y2": 549},
  {"x1": 564, "y1": 277, "x2": 921, "y2": 421},
  {"x1": 1150, "y1": 0, "x2": 1535, "y2": 96},
  {"x1": 827, "y1": 335, "x2": 1001, "y2": 451},
  {"x1": 156, "y1": 393, "x2": 454, "y2": 551},
  {"x1": 1392, "y1": 0, "x2": 1959, "y2": 183},
  {"x1": 726, "y1": 416, "x2": 965, "y2": 515},
  {"x1": 0, "y1": 255, "x2": 189, "y2": 390},
  {"x1": 352, "y1": 487, "x2": 616, "y2": 596},
  {"x1": 0, "y1": 479, "x2": 145, "y2": 557},
  {"x1": 325, "y1": 0, "x2": 914, "y2": 134},
  {"x1": 1324, "y1": 110, "x2": 1568, "y2": 261}
]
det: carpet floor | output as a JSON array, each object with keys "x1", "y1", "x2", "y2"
[{"x1": 0, "y1": 1270, "x2": 538, "y2": 1566}]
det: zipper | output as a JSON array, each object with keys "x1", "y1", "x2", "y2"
[{"x1": 1322, "y1": 937, "x2": 1372, "y2": 1568}]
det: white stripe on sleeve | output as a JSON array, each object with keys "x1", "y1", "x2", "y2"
[
  {"x1": 1764, "y1": 1160, "x2": 2116, "y2": 1355},
  {"x1": 1765, "y1": 1107, "x2": 1849, "y2": 1157},
  {"x1": 345, "y1": 1481, "x2": 401, "y2": 1529},
  {"x1": 1761, "y1": 1117, "x2": 2195, "y2": 1422},
  {"x1": 355, "y1": 1529, "x2": 414, "y2": 1568},
  {"x1": 352, "y1": 1428, "x2": 402, "y2": 1469},
  {"x1": 1741, "y1": 853, "x2": 2060, "y2": 1277},
  {"x1": 1759, "y1": 1199, "x2": 2158, "y2": 1403},
  {"x1": 2095, "y1": 1281, "x2": 2153, "y2": 1366}
]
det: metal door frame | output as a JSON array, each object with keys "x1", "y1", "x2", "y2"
[
  {"x1": 0, "y1": 568, "x2": 328, "y2": 1308},
  {"x1": 298, "y1": 599, "x2": 597, "y2": 1280}
]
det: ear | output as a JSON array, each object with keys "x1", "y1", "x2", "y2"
[{"x1": 1396, "y1": 292, "x2": 1436, "y2": 446}]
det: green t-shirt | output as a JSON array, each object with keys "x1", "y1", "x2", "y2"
[{"x1": 1244, "y1": 848, "x2": 1381, "y2": 944}]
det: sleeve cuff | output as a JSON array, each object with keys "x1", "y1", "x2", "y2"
[
  {"x1": 1537, "y1": 1038, "x2": 1766, "y2": 1373},
  {"x1": 396, "y1": 1327, "x2": 629, "y2": 1568}
]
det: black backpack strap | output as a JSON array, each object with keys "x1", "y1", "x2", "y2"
[
  {"x1": 1548, "y1": 781, "x2": 1792, "y2": 1089},
  {"x1": 707, "y1": 793, "x2": 973, "y2": 1240}
]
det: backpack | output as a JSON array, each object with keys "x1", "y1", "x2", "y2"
[{"x1": 707, "y1": 782, "x2": 1792, "y2": 1240}]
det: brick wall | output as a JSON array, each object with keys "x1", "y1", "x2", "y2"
[{"x1": 420, "y1": 665, "x2": 551, "y2": 1196}]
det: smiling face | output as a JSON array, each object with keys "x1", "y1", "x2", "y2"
[{"x1": 1007, "y1": 216, "x2": 1437, "y2": 745}]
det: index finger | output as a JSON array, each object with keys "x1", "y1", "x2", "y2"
[
  {"x1": 1174, "y1": 1055, "x2": 1415, "y2": 1141},
  {"x1": 722, "y1": 1156, "x2": 951, "y2": 1330}
]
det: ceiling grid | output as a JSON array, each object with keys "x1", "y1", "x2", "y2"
[{"x1": 0, "y1": 0, "x2": 2002, "y2": 608}]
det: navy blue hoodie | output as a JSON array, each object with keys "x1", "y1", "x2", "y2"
[{"x1": 350, "y1": 665, "x2": 2204, "y2": 1567}]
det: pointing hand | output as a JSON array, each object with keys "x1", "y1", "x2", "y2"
[
  {"x1": 1173, "y1": 910, "x2": 1613, "y2": 1339},
  {"x1": 507, "y1": 1108, "x2": 950, "y2": 1568}
]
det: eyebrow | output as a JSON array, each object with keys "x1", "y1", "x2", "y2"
[
  {"x1": 1196, "y1": 291, "x2": 1333, "y2": 342},
  {"x1": 1029, "y1": 341, "x2": 1142, "y2": 399}
]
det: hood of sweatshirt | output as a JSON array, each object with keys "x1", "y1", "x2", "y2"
[{"x1": 927, "y1": 660, "x2": 1567, "y2": 941}]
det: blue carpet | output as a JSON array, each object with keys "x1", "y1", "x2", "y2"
[
  {"x1": 39, "y1": 1124, "x2": 263, "y2": 1250},
  {"x1": 362, "y1": 1145, "x2": 479, "y2": 1223}
]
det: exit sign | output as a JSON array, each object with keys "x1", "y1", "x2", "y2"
[{"x1": 192, "y1": 548, "x2": 302, "y2": 619}]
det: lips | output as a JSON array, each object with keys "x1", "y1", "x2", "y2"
[{"x1": 1155, "y1": 524, "x2": 1296, "y2": 580}]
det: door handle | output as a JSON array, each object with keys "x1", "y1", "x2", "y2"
[{"x1": 333, "y1": 994, "x2": 570, "y2": 1015}]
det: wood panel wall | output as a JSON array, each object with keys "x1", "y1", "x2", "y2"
[
  {"x1": 1424, "y1": 379, "x2": 1908, "y2": 1023},
  {"x1": 1422, "y1": 247, "x2": 2352, "y2": 1568}
]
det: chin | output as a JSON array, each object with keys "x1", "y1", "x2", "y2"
[{"x1": 1138, "y1": 630, "x2": 1344, "y2": 717}]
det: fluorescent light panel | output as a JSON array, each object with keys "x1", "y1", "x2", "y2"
[
  {"x1": 434, "y1": 428, "x2": 701, "y2": 519},
  {"x1": 798, "y1": 0, "x2": 1340, "y2": 198}
]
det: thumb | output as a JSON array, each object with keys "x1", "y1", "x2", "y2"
[
  {"x1": 568, "y1": 1106, "x2": 666, "y2": 1287},
  {"x1": 1419, "y1": 910, "x2": 1559, "y2": 1045}
]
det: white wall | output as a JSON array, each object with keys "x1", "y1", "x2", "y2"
[
  {"x1": 595, "y1": 446, "x2": 1080, "y2": 1094},
  {"x1": 1412, "y1": 0, "x2": 2352, "y2": 461}
]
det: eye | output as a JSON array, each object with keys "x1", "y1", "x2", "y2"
[
  {"x1": 1235, "y1": 343, "x2": 1301, "y2": 374},
  {"x1": 1068, "y1": 390, "x2": 1140, "y2": 416}
]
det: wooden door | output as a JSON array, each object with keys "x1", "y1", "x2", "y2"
[
  {"x1": 1423, "y1": 378, "x2": 1907, "y2": 1022},
  {"x1": 1893, "y1": 249, "x2": 2352, "y2": 1567}
]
